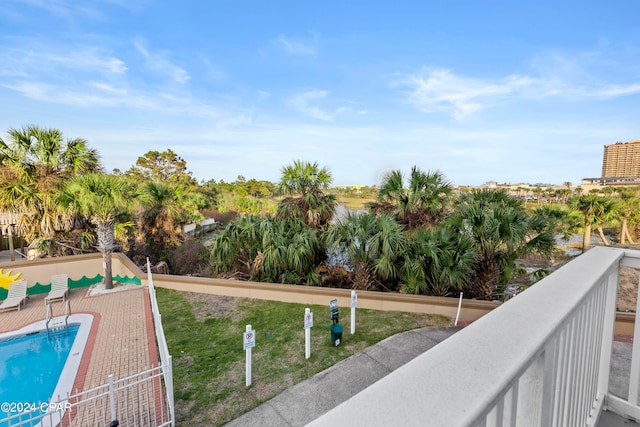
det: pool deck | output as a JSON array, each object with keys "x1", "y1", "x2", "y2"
[{"x1": 0, "y1": 284, "x2": 156, "y2": 396}]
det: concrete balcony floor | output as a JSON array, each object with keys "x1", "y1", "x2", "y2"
[
  {"x1": 600, "y1": 410, "x2": 640, "y2": 426},
  {"x1": 599, "y1": 339, "x2": 640, "y2": 426}
]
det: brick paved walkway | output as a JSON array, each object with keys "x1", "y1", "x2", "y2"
[{"x1": 0, "y1": 285, "x2": 157, "y2": 395}]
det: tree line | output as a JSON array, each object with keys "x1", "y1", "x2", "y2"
[
  {"x1": 210, "y1": 165, "x2": 640, "y2": 300},
  {"x1": 1, "y1": 125, "x2": 637, "y2": 299}
]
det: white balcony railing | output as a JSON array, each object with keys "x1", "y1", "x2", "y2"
[{"x1": 310, "y1": 246, "x2": 640, "y2": 426}]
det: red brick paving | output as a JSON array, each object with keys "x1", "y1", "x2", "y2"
[{"x1": 0, "y1": 286, "x2": 156, "y2": 393}]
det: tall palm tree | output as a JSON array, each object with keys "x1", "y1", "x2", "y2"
[
  {"x1": 570, "y1": 195, "x2": 618, "y2": 252},
  {"x1": 563, "y1": 181, "x2": 572, "y2": 203},
  {"x1": 58, "y1": 173, "x2": 142, "y2": 289},
  {"x1": 373, "y1": 166, "x2": 452, "y2": 230},
  {"x1": 532, "y1": 187, "x2": 543, "y2": 205},
  {"x1": 0, "y1": 125, "x2": 100, "y2": 253},
  {"x1": 276, "y1": 160, "x2": 335, "y2": 229},
  {"x1": 614, "y1": 190, "x2": 640, "y2": 245},
  {"x1": 325, "y1": 212, "x2": 406, "y2": 291}
]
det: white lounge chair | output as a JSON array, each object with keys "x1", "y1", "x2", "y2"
[
  {"x1": 0, "y1": 280, "x2": 28, "y2": 312},
  {"x1": 45, "y1": 274, "x2": 69, "y2": 305}
]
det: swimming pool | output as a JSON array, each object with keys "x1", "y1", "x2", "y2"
[
  {"x1": 0, "y1": 314, "x2": 93, "y2": 425},
  {"x1": 0, "y1": 324, "x2": 79, "y2": 404}
]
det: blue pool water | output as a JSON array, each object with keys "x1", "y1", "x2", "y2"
[{"x1": 0, "y1": 324, "x2": 79, "y2": 409}]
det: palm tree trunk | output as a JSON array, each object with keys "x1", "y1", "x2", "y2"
[
  {"x1": 583, "y1": 224, "x2": 592, "y2": 252},
  {"x1": 96, "y1": 222, "x2": 116, "y2": 289},
  {"x1": 621, "y1": 219, "x2": 628, "y2": 244},
  {"x1": 626, "y1": 227, "x2": 636, "y2": 245},
  {"x1": 597, "y1": 227, "x2": 610, "y2": 246},
  {"x1": 7, "y1": 226, "x2": 14, "y2": 262}
]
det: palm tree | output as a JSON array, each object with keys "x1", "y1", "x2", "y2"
[
  {"x1": 276, "y1": 160, "x2": 335, "y2": 229},
  {"x1": 532, "y1": 187, "x2": 543, "y2": 205},
  {"x1": 563, "y1": 181, "x2": 572, "y2": 203},
  {"x1": 448, "y1": 189, "x2": 555, "y2": 299},
  {"x1": 325, "y1": 212, "x2": 406, "y2": 291},
  {"x1": 373, "y1": 166, "x2": 452, "y2": 230},
  {"x1": 532, "y1": 204, "x2": 582, "y2": 240},
  {"x1": 614, "y1": 190, "x2": 640, "y2": 245},
  {"x1": 58, "y1": 173, "x2": 142, "y2": 289},
  {"x1": 401, "y1": 227, "x2": 476, "y2": 296},
  {"x1": 210, "y1": 215, "x2": 321, "y2": 284},
  {"x1": 138, "y1": 182, "x2": 192, "y2": 258},
  {"x1": 571, "y1": 195, "x2": 618, "y2": 252},
  {"x1": 0, "y1": 125, "x2": 100, "y2": 253}
]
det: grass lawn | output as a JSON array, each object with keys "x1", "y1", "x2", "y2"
[{"x1": 156, "y1": 288, "x2": 451, "y2": 426}]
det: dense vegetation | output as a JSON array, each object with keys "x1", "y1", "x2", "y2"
[{"x1": 1, "y1": 125, "x2": 639, "y2": 300}]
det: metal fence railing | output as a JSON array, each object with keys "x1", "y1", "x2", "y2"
[
  {"x1": 0, "y1": 258, "x2": 174, "y2": 427},
  {"x1": 1, "y1": 364, "x2": 173, "y2": 427},
  {"x1": 146, "y1": 258, "x2": 175, "y2": 424}
]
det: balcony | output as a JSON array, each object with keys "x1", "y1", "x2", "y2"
[{"x1": 310, "y1": 246, "x2": 640, "y2": 426}]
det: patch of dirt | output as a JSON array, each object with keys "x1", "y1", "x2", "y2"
[
  {"x1": 181, "y1": 292, "x2": 241, "y2": 322},
  {"x1": 618, "y1": 267, "x2": 639, "y2": 313}
]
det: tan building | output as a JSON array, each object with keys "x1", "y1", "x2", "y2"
[{"x1": 602, "y1": 140, "x2": 640, "y2": 178}]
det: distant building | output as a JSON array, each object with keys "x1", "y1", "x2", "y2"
[
  {"x1": 580, "y1": 140, "x2": 640, "y2": 189},
  {"x1": 602, "y1": 140, "x2": 640, "y2": 178}
]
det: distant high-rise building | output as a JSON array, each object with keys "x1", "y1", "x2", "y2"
[{"x1": 602, "y1": 140, "x2": 640, "y2": 178}]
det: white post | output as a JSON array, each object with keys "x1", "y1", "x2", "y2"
[
  {"x1": 350, "y1": 290, "x2": 357, "y2": 335},
  {"x1": 304, "y1": 308, "x2": 312, "y2": 359},
  {"x1": 245, "y1": 325, "x2": 253, "y2": 387},
  {"x1": 454, "y1": 292, "x2": 463, "y2": 326},
  {"x1": 108, "y1": 374, "x2": 116, "y2": 422}
]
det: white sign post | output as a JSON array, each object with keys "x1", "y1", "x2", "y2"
[
  {"x1": 243, "y1": 324, "x2": 256, "y2": 387},
  {"x1": 304, "y1": 308, "x2": 313, "y2": 359},
  {"x1": 350, "y1": 290, "x2": 357, "y2": 335}
]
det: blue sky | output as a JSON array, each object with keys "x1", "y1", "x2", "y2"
[{"x1": 1, "y1": 1, "x2": 639, "y2": 186}]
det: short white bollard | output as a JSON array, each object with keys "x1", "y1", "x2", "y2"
[
  {"x1": 454, "y1": 292, "x2": 463, "y2": 326},
  {"x1": 350, "y1": 290, "x2": 357, "y2": 335},
  {"x1": 243, "y1": 324, "x2": 256, "y2": 387},
  {"x1": 304, "y1": 308, "x2": 313, "y2": 359}
]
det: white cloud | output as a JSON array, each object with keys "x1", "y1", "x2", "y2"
[
  {"x1": 2, "y1": 0, "x2": 146, "y2": 21},
  {"x1": 0, "y1": 44, "x2": 127, "y2": 77},
  {"x1": 397, "y1": 62, "x2": 640, "y2": 119},
  {"x1": 395, "y1": 68, "x2": 535, "y2": 119},
  {"x1": 289, "y1": 89, "x2": 354, "y2": 121},
  {"x1": 275, "y1": 36, "x2": 316, "y2": 56},
  {"x1": 4, "y1": 79, "x2": 252, "y2": 126},
  {"x1": 4, "y1": 81, "x2": 155, "y2": 109},
  {"x1": 85, "y1": 81, "x2": 128, "y2": 95},
  {"x1": 257, "y1": 90, "x2": 271, "y2": 101},
  {"x1": 591, "y1": 84, "x2": 640, "y2": 97},
  {"x1": 134, "y1": 40, "x2": 190, "y2": 84}
]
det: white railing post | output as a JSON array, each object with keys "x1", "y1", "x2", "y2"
[
  {"x1": 108, "y1": 374, "x2": 117, "y2": 423},
  {"x1": 628, "y1": 271, "x2": 640, "y2": 406},
  {"x1": 516, "y1": 353, "x2": 544, "y2": 426},
  {"x1": 167, "y1": 354, "x2": 175, "y2": 426},
  {"x1": 597, "y1": 267, "x2": 618, "y2": 401},
  {"x1": 541, "y1": 338, "x2": 559, "y2": 427}
]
